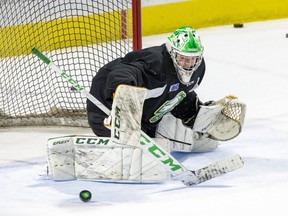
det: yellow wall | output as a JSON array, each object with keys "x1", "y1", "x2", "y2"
[
  {"x1": 142, "y1": 0, "x2": 288, "y2": 35},
  {"x1": 1, "y1": 0, "x2": 288, "y2": 57},
  {"x1": 0, "y1": 11, "x2": 128, "y2": 57}
]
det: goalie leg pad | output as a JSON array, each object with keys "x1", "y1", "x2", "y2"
[
  {"x1": 193, "y1": 133, "x2": 219, "y2": 152},
  {"x1": 47, "y1": 136, "x2": 170, "y2": 183},
  {"x1": 156, "y1": 113, "x2": 219, "y2": 152},
  {"x1": 47, "y1": 136, "x2": 76, "y2": 180}
]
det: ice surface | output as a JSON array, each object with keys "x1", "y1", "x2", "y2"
[{"x1": 1, "y1": 19, "x2": 288, "y2": 216}]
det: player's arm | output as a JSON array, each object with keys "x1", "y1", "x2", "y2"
[
  {"x1": 101, "y1": 64, "x2": 144, "y2": 128},
  {"x1": 170, "y1": 91, "x2": 202, "y2": 128},
  {"x1": 104, "y1": 64, "x2": 143, "y2": 102}
]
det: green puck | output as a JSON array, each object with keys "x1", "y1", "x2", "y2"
[{"x1": 79, "y1": 190, "x2": 92, "y2": 202}]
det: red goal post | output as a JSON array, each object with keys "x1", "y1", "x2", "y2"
[{"x1": 132, "y1": 0, "x2": 142, "y2": 50}]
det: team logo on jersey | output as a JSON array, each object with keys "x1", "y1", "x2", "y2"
[
  {"x1": 169, "y1": 83, "x2": 179, "y2": 92},
  {"x1": 149, "y1": 91, "x2": 186, "y2": 123}
]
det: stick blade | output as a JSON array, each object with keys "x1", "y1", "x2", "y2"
[{"x1": 195, "y1": 154, "x2": 244, "y2": 184}]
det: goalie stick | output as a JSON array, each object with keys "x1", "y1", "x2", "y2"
[{"x1": 32, "y1": 47, "x2": 244, "y2": 186}]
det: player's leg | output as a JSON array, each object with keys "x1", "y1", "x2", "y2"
[
  {"x1": 87, "y1": 110, "x2": 111, "y2": 137},
  {"x1": 156, "y1": 113, "x2": 219, "y2": 152},
  {"x1": 46, "y1": 135, "x2": 170, "y2": 182}
]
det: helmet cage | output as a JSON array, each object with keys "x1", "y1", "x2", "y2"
[{"x1": 170, "y1": 47, "x2": 203, "y2": 84}]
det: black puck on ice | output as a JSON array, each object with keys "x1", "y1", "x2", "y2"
[
  {"x1": 79, "y1": 190, "x2": 92, "y2": 202},
  {"x1": 233, "y1": 23, "x2": 244, "y2": 28}
]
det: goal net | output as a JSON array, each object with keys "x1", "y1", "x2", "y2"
[{"x1": 0, "y1": 0, "x2": 141, "y2": 127}]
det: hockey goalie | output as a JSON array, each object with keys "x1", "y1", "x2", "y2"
[{"x1": 46, "y1": 26, "x2": 246, "y2": 184}]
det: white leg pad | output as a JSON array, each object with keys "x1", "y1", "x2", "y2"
[
  {"x1": 47, "y1": 136, "x2": 170, "y2": 183},
  {"x1": 156, "y1": 113, "x2": 219, "y2": 152},
  {"x1": 46, "y1": 136, "x2": 75, "y2": 180}
]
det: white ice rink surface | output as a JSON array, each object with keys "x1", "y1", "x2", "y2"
[{"x1": 1, "y1": 19, "x2": 288, "y2": 216}]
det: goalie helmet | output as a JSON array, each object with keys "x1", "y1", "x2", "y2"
[{"x1": 166, "y1": 27, "x2": 204, "y2": 85}]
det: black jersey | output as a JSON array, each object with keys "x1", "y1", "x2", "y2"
[{"x1": 87, "y1": 44, "x2": 205, "y2": 137}]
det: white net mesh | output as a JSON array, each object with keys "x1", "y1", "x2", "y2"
[{"x1": 0, "y1": 0, "x2": 136, "y2": 127}]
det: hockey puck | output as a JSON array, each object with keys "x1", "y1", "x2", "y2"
[
  {"x1": 233, "y1": 23, "x2": 244, "y2": 28},
  {"x1": 286, "y1": 33, "x2": 288, "y2": 38},
  {"x1": 79, "y1": 190, "x2": 92, "y2": 202}
]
